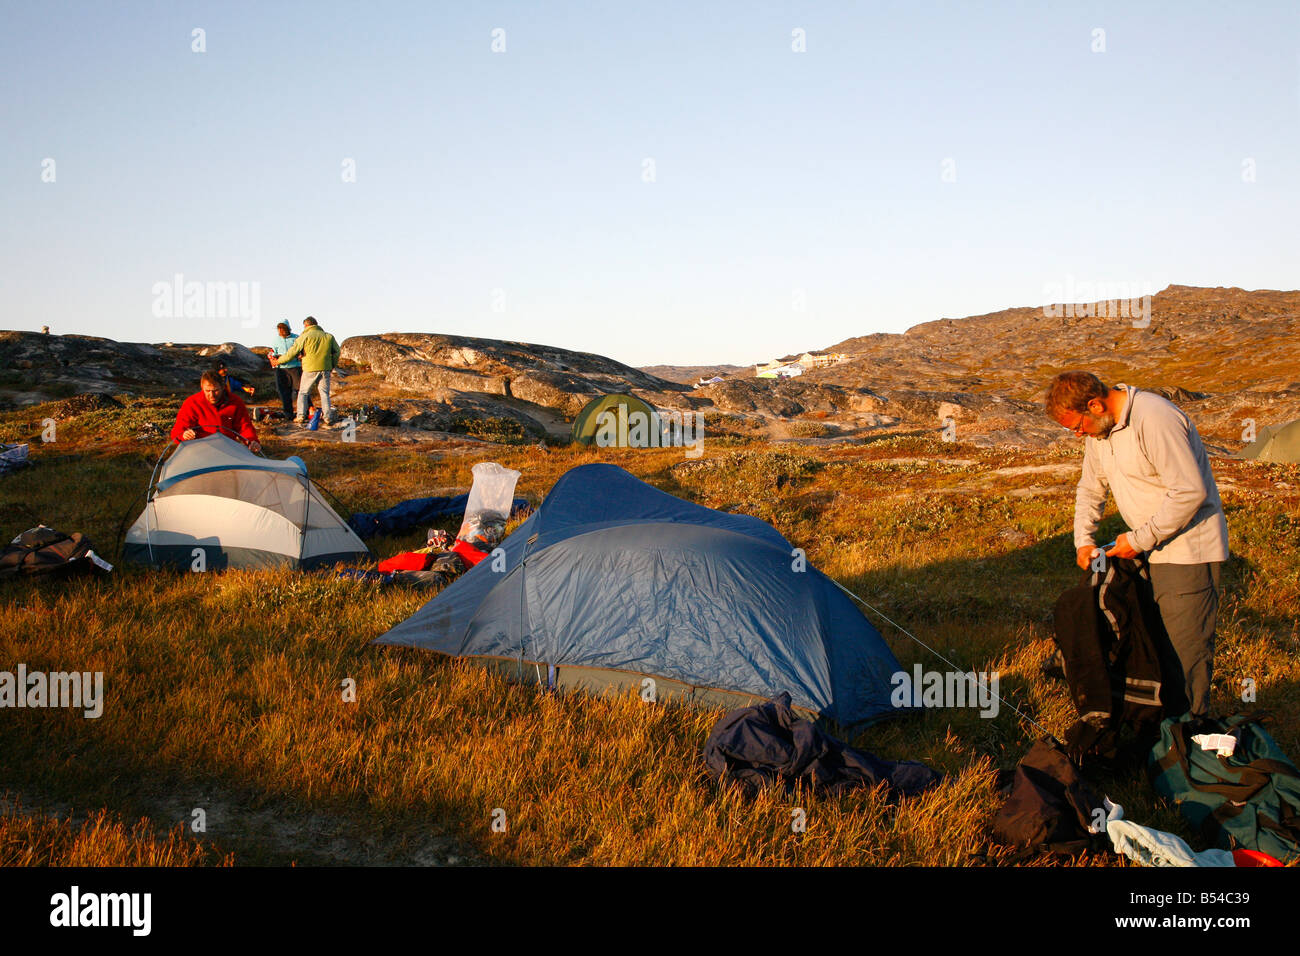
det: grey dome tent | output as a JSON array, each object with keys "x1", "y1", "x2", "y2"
[
  {"x1": 375, "y1": 463, "x2": 903, "y2": 725},
  {"x1": 124, "y1": 433, "x2": 370, "y2": 570}
]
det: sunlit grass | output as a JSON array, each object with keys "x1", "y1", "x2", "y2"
[{"x1": 1, "y1": 397, "x2": 1297, "y2": 865}]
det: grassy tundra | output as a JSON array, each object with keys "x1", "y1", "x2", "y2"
[{"x1": 1, "y1": 399, "x2": 1297, "y2": 866}]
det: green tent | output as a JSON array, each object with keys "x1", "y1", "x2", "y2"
[
  {"x1": 571, "y1": 393, "x2": 660, "y2": 447},
  {"x1": 1237, "y1": 419, "x2": 1300, "y2": 463}
]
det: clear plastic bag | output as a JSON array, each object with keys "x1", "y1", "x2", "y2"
[{"x1": 457, "y1": 462, "x2": 521, "y2": 552}]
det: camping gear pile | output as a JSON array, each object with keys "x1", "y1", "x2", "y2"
[
  {"x1": 363, "y1": 463, "x2": 524, "y2": 587},
  {"x1": 347, "y1": 491, "x2": 529, "y2": 541},
  {"x1": 123, "y1": 433, "x2": 369, "y2": 570},
  {"x1": 371, "y1": 548, "x2": 475, "y2": 587},
  {"x1": 985, "y1": 556, "x2": 1300, "y2": 866},
  {"x1": 990, "y1": 720, "x2": 1298, "y2": 867}
]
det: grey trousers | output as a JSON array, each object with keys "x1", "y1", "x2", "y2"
[{"x1": 1148, "y1": 561, "x2": 1221, "y2": 718}]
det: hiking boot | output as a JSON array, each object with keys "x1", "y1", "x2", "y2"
[{"x1": 292, "y1": 417, "x2": 306, "y2": 425}]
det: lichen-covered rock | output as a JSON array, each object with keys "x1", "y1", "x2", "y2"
[
  {"x1": 0, "y1": 331, "x2": 272, "y2": 404},
  {"x1": 338, "y1": 332, "x2": 688, "y2": 439},
  {"x1": 196, "y1": 342, "x2": 264, "y2": 370}
]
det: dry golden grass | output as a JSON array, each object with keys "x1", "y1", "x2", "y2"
[
  {"x1": 0, "y1": 802, "x2": 231, "y2": 866},
  {"x1": 1, "y1": 400, "x2": 1297, "y2": 866}
]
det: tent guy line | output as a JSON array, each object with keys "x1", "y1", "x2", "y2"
[{"x1": 829, "y1": 578, "x2": 1055, "y2": 740}]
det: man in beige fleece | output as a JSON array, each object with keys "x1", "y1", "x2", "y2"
[{"x1": 1046, "y1": 371, "x2": 1229, "y2": 717}]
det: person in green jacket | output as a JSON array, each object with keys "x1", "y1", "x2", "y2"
[{"x1": 271, "y1": 316, "x2": 340, "y2": 425}]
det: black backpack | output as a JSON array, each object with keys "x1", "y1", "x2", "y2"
[
  {"x1": 0, "y1": 526, "x2": 111, "y2": 578},
  {"x1": 991, "y1": 739, "x2": 1110, "y2": 857}
]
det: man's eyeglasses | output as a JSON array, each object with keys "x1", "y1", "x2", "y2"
[{"x1": 1060, "y1": 410, "x2": 1090, "y2": 435}]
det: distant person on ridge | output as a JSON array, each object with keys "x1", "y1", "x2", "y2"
[
  {"x1": 171, "y1": 370, "x2": 261, "y2": 453},
  {"x1": 1045, "y1": 371, "x2": 1227, "y2": 717},
  {"x1": 269, "y1": 321, "x2": 302, "y2": 419},
  {"x1": 270, "y1": 315, "x2": 339, "y2": 426}
]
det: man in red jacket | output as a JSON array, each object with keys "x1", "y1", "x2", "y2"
[{"x1": 171, "y1": 371, "x2": 262, "y2": 452}]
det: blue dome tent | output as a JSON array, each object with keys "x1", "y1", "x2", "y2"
[{"x1": 375, "y1": 464, "x2": 903, "y2": 725}]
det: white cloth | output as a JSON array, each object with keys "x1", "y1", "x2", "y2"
[
  {"x1": 1103, "y1": 797, "x2": 1235, "y2": 867},
  {"x1": 1192, "y1": 733, "x2": 1238, "y2": 757}
]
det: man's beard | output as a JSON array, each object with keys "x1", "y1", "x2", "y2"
[{"x1": 1089, "y1": 410, "x2": 1117, "y2": 438}]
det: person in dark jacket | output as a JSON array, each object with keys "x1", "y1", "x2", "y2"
[
  {"x1": 211, "y1": 358, "x2": 254, "y2": 401},
  {"x1": 269, "y1": 321, "x2": 302, "y2": 418}
]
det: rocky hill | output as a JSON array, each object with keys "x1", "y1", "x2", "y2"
[
  {"x1": 3, "y1": 285, "x2": 1296, "y2": 450},
  {"x1": 0, "y1": 331, "x2": 269, "y2": 405},
  {"x1": 639, "y1": 364, "x2": 745, "y2": 385},
  {"x1": 804, "y1": 284, "x2": 1300, "y2": 445}
]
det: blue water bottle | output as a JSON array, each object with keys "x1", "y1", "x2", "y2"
[{"x1": 308, "y1": 407, "x2": 322, "y2": 431}]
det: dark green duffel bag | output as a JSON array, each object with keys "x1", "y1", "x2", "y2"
[{"x1": 1149, "y1": 712, "x2": 1300, "y2": 863}]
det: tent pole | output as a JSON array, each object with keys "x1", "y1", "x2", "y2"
[
  {"x1": 143, "y1": 441, "x2": 177, "y2": 565},
  {"x1": 298, "y1": 473, "x2": 311, "y2": 568}
]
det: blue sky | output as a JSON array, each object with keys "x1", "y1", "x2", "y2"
[{"x1": 2, "y1": 1, "x2": 1297, "y2": 366}]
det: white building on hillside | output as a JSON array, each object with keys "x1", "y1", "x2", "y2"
[{"x1": 796, "y1": 352, "x2": 845, "y2": 369}]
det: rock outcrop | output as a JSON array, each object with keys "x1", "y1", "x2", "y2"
[
  {"x1": 0, "y1": 331, "x2": 270, "y2": 405},
  {"x1": 340, "y1": 332, "x2": 688, "y2": 436}
]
